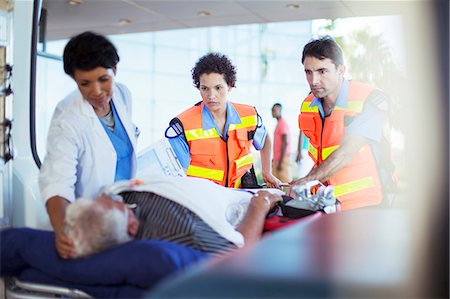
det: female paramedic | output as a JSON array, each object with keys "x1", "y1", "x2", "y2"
[
  {"x1": 165, "y1": 52, "x2": 280, "y2": 189},
  {"x1": 39, "y1": 31, "x2": 139, "y2": 258}
]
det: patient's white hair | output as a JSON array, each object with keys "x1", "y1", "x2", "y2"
[{"x1": 64, "y1": 198, "x2": 131, "y2": 258}]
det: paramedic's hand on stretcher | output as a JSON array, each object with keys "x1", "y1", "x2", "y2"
[
  {"x1": 288, "y1": 133, "x2": 369, "y2": 197},
  {"x1": 46, "y1": 196, "x2": 77, "y2": 259},
  {"x1": 287, "y1": 176, "x2": 310, "y2": 197},
  {"x1": 262, "y1": 171, "x2": 282, "y2": 189},
  {"x1": 260, "y1": 134, "x2": 281, "y2": 189}
]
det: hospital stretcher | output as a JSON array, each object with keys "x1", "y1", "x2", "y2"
[
  {"x1": 1, "y1": 181, "x2": 334, "y2": 298},
  {"x1": 1, "y1": 212, "x2": 323, "y2": 299},
  {"x1": 1, "y1": 215, "x2": 311, "y2": 298},
  {"x1": 5, "y1": 277, "x2": 92, "y2": 299},
  {"x1": 1, "y1": 228, "x2": 207, "y2": 299}
]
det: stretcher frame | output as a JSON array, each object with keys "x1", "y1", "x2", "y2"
[{"x1": 4, "y1": 277, "x2": 92, "y2": 299}]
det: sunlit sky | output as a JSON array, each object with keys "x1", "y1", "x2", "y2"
[{"x1": 313, "y1": 15, "x2": 405, "y2": 70}]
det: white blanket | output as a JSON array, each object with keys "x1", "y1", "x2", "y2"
[{"x1": 101, "y1": 176, "x2": 283, "y2": 247}]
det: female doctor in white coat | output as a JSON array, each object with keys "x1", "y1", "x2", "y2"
[{"x1": 39, "y1": 31, "x2": 139, "y2": 259}]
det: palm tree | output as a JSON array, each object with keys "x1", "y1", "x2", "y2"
[
  {"x1": 318, "y1": 20, "x2": 404, "y2": 129},
  {"x1": 343, "y1": 28, "x2": 403, "y2": 102}
]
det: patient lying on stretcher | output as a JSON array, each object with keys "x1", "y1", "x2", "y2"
[{"x1": 64, "y1": 176, "x2": 283, "y2": 258}]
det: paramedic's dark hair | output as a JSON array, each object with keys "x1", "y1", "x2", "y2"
[
  {"x1": 63, "y1": 31, "x2": 120, "y2": 77},
  {"x1": 301, "y1": 35, "x2": 344, "y2": 68},
  {"x1": 191, "y1": 53, "x2": 237, "y2": 89}
]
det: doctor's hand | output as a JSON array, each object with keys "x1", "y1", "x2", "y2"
[
  {"x1": 54, "y1": 228, "x2": 77, "y2": 259},
  {"x1": 46, "y1": 196, "x2": 77, "y2": 259},
  {"x1": 262, "y1": 171, "x2": 282, "y2": 189}
]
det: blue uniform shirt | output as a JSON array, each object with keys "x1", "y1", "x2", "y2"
[
  {"x1": 308, "y1": 79, "x2": 388, "y2": 143},
  {"x1": 168, "y1": 102, "x2": 267, "y2": 169},
  {"x1": 99, "y1": 102, "x2": 134, "y2": 181},
  {"x1": 309, "y1": 79, "x2": 350, "y2": 118}
]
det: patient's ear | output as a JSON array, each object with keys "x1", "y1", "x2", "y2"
[{"x1": 127, "y1": 211, "x2": 139, "y2": 237}]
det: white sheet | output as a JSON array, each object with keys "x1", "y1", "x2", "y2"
[{"x1": 101, "y1": 176, "x2": 283, "y2": 247}]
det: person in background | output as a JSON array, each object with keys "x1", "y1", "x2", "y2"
[
  {"x1": 64, "y1": 176, "x2": 282, "y2": 257},
  {"x1": 295, "y1": 130, "x2": 314, "y2": 178},
  {"x1": 290, "y1": 35, "x2": 391, "y2": 210},
  {"x1": 39, "y1": 31, "x2": 139, "y2": 259},
  {"x1": 271, "y1": 103, "x2": 291, "y2": 183},
  {"x1": 165, "y1": 53, "x2": 280, "y2": 189}
]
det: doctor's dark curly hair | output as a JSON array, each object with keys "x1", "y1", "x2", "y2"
[
  {"x1": 63, "y1": 31, "x2": 120, "y2": 77},
  {"x1": 191, "y1": 53, "x2": 237, "y2": 89}
]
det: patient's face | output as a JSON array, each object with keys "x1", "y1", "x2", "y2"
[{"x1": 96, "y1": 194, "x2": 140, "y2": 237}]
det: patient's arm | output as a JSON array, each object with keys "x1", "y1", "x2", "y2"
[
  {"x1": 236, "y1": 191, "x2": 281, "y2": 246},
  {"x1": 46, "y1": 196, "x2": 76, "y2": 259}
]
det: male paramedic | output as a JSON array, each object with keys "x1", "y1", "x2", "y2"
[{"x1": 289, "y1": 35, "x2": 391, "y2": 210}]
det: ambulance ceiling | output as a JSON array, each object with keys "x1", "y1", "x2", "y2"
[{"x1": 42, "y1": 0, "x2": 406, "y2": 41}]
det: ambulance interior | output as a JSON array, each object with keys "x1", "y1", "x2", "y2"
[{"x1": 1, "y1": 0, "x2": 448, "y2": 298}]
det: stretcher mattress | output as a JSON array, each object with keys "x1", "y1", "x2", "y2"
[{"x1": 1, "y1": 228, "x2": 207, "y2": 298}]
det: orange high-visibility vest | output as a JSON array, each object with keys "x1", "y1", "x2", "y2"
[
  {"x1": 178, "y1": 102, "x2": 257, "y2": 188},
  {"x1": 298, "y1": 81, "x2": 383, "y2": 210}
]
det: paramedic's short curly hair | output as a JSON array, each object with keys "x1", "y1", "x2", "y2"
[
  {"x1": 191, "y1": 53, "x2": 237, "y2": 89},
  {"x1": 64, "y1": 198, "x2": 131, "y2": 258},
  {"x1": 63, "y1": 31, "x2": 120, "y2": 77},
  {"x1": 302, "y1": 35, "x2": 344, "y2": 68}
]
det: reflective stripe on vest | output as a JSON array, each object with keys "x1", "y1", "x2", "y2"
[
  {"x1": 234, "y1": 177, "x2": 242, "y2": 188},
  {"x1": 333, "y1": 176, "x2": 374, "y2": 198},
  {"x1": 334, "y1": 101, "x2": 364, "y2": 113},
  {"x1": 185, "y1": 127, "x2": 220, "y2": 141},
  {"x1": 308, "y1": 143, "x2": 318, "y2": 160},
  {"x1": 187, "y1": 165, "x2": 224, "y2": 181},
  {"x1": 235, "y1": 153, "x2": 254, "y2": 169},
  {"x1": 322, "y1": 145, "x2": 367, "y2": 161},
  {"x1": 233, "y1": 154, "x2": 253, "y2": 188},
  {"x1": 301, "y1": 101, "x2": 319, "y2": 113},
  {"x1": 301, "y1": 100, "x2": 363, "y2": 114},
  {"x1": 229, "y1": 115, "x2": 257, "y2": 131},
  {"x1": 184, "y1": 115, "x2": 256, "y2": 142},
  {"x1": 322, "y1": 145, "x2": 339, "y2": 161}
]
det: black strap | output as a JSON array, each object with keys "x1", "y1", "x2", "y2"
[
  {"x1": 247, "y1": 130, "x2": 255, "y2": 140},
  {"x1": 164, "y1": 117, "x2": 185, "y2": 139},
  {"x1": 256, "y1": 113, "x2": 263, "y2": 128},
  {"x1": 240, "y1": 166, "x2": 259, "y2": 188},
  {"x1": 247, "y1": 112, "x2": 262, "y2": 140}
]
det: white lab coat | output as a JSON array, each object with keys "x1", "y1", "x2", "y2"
[{"x1": 39, "y1": 83, "x2": 138, "y2": 204}]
